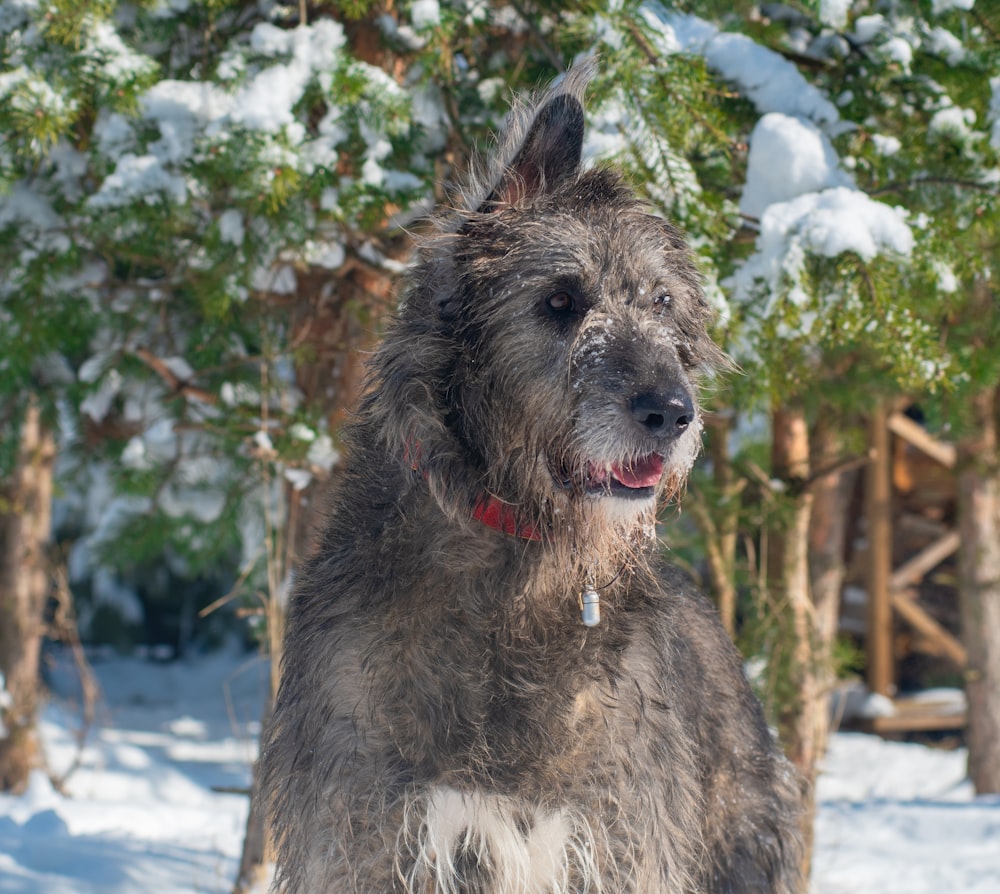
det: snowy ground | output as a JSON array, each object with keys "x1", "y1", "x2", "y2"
[
  {"x1": 0, "y1": 648, "x2": 269, "y2": 894},
  {"x1": 1, "y1": 650, "x2": 998, "y2": 893}
]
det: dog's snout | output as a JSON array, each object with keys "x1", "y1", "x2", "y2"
[{"x1": 630, "y1": 390, "x2": 695, "y2": 437}]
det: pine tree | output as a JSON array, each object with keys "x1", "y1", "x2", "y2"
[{"x1": 1, "y1": 0, "x2": 433, "y2": 789}]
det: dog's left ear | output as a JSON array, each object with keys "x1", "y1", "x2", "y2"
[{"x1": 482, "y1": 90, "x2": 585, "y2": 210}]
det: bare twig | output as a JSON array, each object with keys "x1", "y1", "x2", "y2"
[
  {"x1": 199, "y1": 546, "x2": 265, "y2": 619},
  {"x1": 47, "y1": 558, "x2": 102, "y2": 792},
  {"x1": 804, "y1": 451, "x2": 874, "y2": 488}
]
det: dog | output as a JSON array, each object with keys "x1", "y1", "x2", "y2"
[{"x1": 261, "y1": 62, "x2": 804, "y2": 893}]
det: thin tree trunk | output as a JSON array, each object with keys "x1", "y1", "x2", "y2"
[
  {"x1": 0, "y1": 401, "x2": 56, "y2": 792},
  {"x1": 234, "y1": 697, "x2": 275, "y2": 894},
  {"x1": 802, "y1": 415, "x2": 855, "y2": 868},
  {"x1": 705, "y1": 411, "x2": 740, "y2": 637},
  {"x1": 865, "y1": 406, "x2": 894, "y2": 697},
  {"x1": 768, "y1": 401, "x2": 814, "y2": 885},
  {"x1": 957, "y1": 383, "x2": 1000, "y2": 794}
]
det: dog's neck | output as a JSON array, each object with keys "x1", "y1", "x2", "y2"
[
  {"x1": 405, "y1": 437, "x2": 542, "y2": 541},
  {"x1": 401, "y1": 434, "x2": 657, "y2": 628}
]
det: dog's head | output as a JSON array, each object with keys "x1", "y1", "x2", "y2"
[{"x1": 369, "y1": 63, "x2": 724, "y2": 543}]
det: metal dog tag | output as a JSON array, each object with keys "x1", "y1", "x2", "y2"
[{"x1": 581, "y1": 587, "x2": 601, "y2": 627}]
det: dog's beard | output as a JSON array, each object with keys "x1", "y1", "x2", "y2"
[{"x1": 532, "y1": 451, "x2": 672, "y2": 567}]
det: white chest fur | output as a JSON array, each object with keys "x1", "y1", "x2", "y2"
[{"x1": 399, "y1": 786, "x2": 603, "y2": 893}]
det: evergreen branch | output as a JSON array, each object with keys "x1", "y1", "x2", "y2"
[
  {"x1": 624, "y1": 18, "x2": 733, "y2": 149},
  {"x1": 973, "y1": 6, "x2": 999, "y2": 41},
  {"x1": 871, "y1": 176, "x2": 1000, "y2": 198}
]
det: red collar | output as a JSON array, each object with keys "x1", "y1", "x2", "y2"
[
  {"x1": 405, "y1": 440, "x2": 541, "y2": 542},
  {"x1": 472, "y1": 494, "x2": 542, "y2": 541}
]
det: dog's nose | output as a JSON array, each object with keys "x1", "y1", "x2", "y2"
[{"x1": 630, "y1": 390, "x2": 695, "y2": 437}]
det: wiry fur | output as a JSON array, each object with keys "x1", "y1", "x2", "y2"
[{"x1": 262, "y1": 63, "x2": 804, "y2": 893}]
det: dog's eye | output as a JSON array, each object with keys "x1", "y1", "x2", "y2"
[
  {"x1": 653, "y1": 294, "x2": 672, "y2": 307},
  {"x1": 545, "y1": 291, "x2": 577, "y2": 315}
]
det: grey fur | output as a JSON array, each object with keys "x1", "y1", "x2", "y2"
[{"x1": 262, "y1": 64, "x2": 804, "y2": 893}]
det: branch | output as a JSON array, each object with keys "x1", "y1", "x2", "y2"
[
  {"x1": 804, "y1": 451, "x2": 873, "y2": 488},
  {"x1": 871, "y1": 175, "x2": 999, "y2": 198},
  {"x1": 133, "y1": 347, "x2": 218, "y2": 405},
  {"x1": 509, "y1": 0, "x2": 564, "y2": 73},
  {"x1": 48, "y1": 557, "x2": 102, "y2": 793},
  {"x1": 624, "y1": 19, "x2": 735, "y2": 148}
]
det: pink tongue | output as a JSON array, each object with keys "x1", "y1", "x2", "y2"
[{"x1": 611, "y1": 455, "x2": 664, "y2": 489}]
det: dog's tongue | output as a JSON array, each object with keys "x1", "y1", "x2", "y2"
[{"x1": 611, "y1": 454, "x2": 664, "y2": 489}]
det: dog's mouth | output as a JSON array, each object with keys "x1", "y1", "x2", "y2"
[{"x1": 555, "y1": 454, "x2": 665, "y2": 499}]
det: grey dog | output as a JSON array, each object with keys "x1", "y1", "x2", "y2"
[{"x1": 261, "y1": 63, "x2": 803, "y2": 893}]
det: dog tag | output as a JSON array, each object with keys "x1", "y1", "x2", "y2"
[{"x1": 581, "y1": 587, "x2": 601, "y2": 627}]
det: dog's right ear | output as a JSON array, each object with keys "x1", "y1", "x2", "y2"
[{"x1": 479, "y1": 64, "x2": 593, "y2": 212}]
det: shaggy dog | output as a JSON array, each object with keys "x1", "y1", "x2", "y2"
[{"x1": 262, "y1": 63, "x2": 803, "y2": 893}]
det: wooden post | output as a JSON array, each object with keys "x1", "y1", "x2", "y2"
[{"x1": 866, "y1": 406, "x2": 894, "y2": 697}]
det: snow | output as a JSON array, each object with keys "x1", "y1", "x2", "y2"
[
  {"x1": 659, "y1": 10, "x2": 844, "y2": 130},
  {"x1": 636, "y1": 3, "x2": 932, "y2": 349},
  {"x1": 82, "y1": 16, "x2": 361, "y2": 211},
  {"x1": 871, "y1": 133, "x2": 901, "y2": 157},
  {"x1": 411, "y1": 0, "x2": 441, "y2": 29},
  {"x1": 0, "y1": 649, "x2": 268, "y2": 894},
  {"x1": 87, "y1": 152, "x2": 188, "y2": 209},
  {"x1": 879, "y1": 35, "x2": 914, "y2": 72},
  {"x1": 819, "y1": 0, "x2": 852, "y2": 29},
  {"x1": 929, "y1": 26, "x2": 967, "y2": 65},
  {"x1": 234, "y1": 22, "x2": 346, "y2": 132},
  {"x1": 1, "y1": 651, "x2": 998, "y2": 893},
  {"x1": 740, "y1": 114, "x2": 852, "y2": 218},
  {"x1": 814, "y1": 733, "x2": 1000, "y2": 894},
  {"x1": 306, "y1": 433, "x2": 340, "y2": 472},
  {"x1": 81, "y1": 369, "x2": 123, "y2": 422},
  {"x1": 729, "y1": 187, "x2": 914, "y2": 322},
  {"x1": 929, "y1": 105, "x2": 978, "y2": 143},
  {"x1": 932, "y1": 0, "x2": 975, "y2": 14},
  {"x1": 218, "y1": 209, "x2": 245, "y2": 247},
  {"x1": 0, "y1": 672, "x2": 12, "y2": 738},
  {"x1": 282, "y1": 467, "x2": 313, "y2": 491},
  {"x1": 853, "y1": 14, "x2": 887, "y2": 43}
]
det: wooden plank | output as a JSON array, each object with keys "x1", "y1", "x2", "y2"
[
  {"x1": 887, "y1": 412, "x2": 957, "y2": 468},
  {"x1": 890, "y1": 588, "x2": 967, "y2": 667},
  {"x1": 866, "y1": 406, "x2": 894, "y2": 697},
  {"x1": 871, "y1": 708, "x2": 967, "y2": 734},
  {"x1": 889, "y1": 529, "x2": 961, "y2": 593},
  {"x1": 869, "y1": 692, "x2": 967, "y2": 733}
]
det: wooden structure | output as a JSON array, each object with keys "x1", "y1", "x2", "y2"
[{"x1": 863, "y1": 407, "x2": 967, "y2": 734}]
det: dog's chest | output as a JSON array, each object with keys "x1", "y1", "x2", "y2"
[
  {"x1": 372, "y1": 607, "x2": 617, "y2": 780},
  {"x1": 400, "y1": 785, "x2": 602, "y2": 893}
]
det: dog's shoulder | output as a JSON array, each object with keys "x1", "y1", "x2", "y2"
[
  {"x1": 626, "y1": 558, "x2": 768, "y2": 728},
  {"x1": 641, "y1": 559, "x2": 734, "y2": 647}
]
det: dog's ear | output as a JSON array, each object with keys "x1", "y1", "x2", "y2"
[{"x1": 482, "y1": 92, "x2": 585, "y2": 211}]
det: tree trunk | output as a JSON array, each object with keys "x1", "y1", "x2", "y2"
[
  {"x1": 0, "y1": 401, "x2": 56, "y2": 792},
  {"x1": 768, "y1": 401, "x2": 814, "y2": 885},
  {"x1": 957, "y1": 383, "x2": 1000, "y2": 794},
  {"x1": 705, "y1": 411, "x2": 740, "y2": 637},
  {"x1": 802, "y1": 415, "x2": 855, "y2": 871}
]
